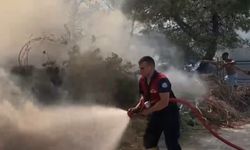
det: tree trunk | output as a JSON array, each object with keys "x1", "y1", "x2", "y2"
[
  {"x1": 204, "y1": 4, "x2": 219, "y2": 60},
  {"x1": 204, "y1": 39, "x2": 217, "y2": 60}
]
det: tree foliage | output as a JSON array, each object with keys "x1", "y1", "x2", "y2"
[
  {"x1": 11, "y1": 46, "x2": 138, "y2": 108},
  {"x1": 122, "y1": 0, "x2": 250, "y2": 59},
  {"x1": 60, "y1": 48, "x2": 138, "y2": 108}
]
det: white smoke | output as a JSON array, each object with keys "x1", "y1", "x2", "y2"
[
  {"x1": 0, "y1": 0, "x2": 70, "y2": 67},
  {"x1": 165, "y1": 67, "x2": 207, "y2": 100},
  {"x1": 0, "y1": 0, "x2": 208, "y2": 98},
  {"x1": 0, "y1": 1, "x2": 131, "y2": 149},
  {"x1": 0, "y1": 0, "x2": 208, "y2": 149}
]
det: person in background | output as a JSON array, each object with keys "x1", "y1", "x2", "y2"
[{"x1": 203, "y1": 52, "x2": 250, "y2": 87}]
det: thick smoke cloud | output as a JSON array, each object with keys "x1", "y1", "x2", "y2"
[{"x1": 0, "y1": 0, "x2": 207, "y2": 149}]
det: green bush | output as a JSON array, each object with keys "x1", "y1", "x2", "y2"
[
  {"x1": 60, "y1": 48, "x2": 138, "y2": 108},
  {"x1": 11, "y1": 46, "x2": 139, "y2": 108}
]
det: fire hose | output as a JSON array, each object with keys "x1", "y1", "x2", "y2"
[{"x1": 128, "y1": 98, "x2": 245, "y2": 150}]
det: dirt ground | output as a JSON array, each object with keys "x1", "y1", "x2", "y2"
[
  {"x1": 120, "y1": 118, "x2": 250, "y2": 150},
  {"x1": 158, "y1": 124, "x2": 250, "y2": 150}
]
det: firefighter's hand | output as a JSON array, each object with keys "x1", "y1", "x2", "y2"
[
  {"x1": 128, "y1": 107, "x2": 138, "y2": 113},
  {"x1": 127, "y1": 107, "x2": 138, "y2": 118},
  {"x1": 140, "y1": 109, "x2": 151, "y2": 116}
]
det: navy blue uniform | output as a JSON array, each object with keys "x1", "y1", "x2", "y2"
[{"x1": 139, "y1": 71, "x2": 181, "y2": 150}]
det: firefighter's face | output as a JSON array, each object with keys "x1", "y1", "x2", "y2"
[
  {"x1": 222, "y1": 54, "x2": 228, "y2": 60},
  {"x1": 139, "y1": 62, "x2": 154, "y2": 77}
]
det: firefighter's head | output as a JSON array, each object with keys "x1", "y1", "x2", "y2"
[{"x1": 138, "y1": 56, "x2": 155, "y2": 78}]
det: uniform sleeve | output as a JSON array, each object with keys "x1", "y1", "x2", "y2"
[{"x1": 158, "y1": 78, "x2": 172, "y2": 93}]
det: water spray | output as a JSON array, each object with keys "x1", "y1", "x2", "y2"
[{"x1": 0, "y1": 103, "x2": 129, "y2": 150}]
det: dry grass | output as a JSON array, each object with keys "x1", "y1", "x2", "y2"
[{"x1": 198, "y1": 75, "x2": 250, "y2": 127}]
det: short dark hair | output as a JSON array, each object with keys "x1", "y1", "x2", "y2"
[
  {"x1": 222, "y1": 52, "x2": 229, "y2": 57},
  {"x1": 138, "y1": 56, "x2": 155, "y2": 66}
]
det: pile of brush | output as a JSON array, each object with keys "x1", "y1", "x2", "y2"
[
  {"x1": 198, "y1": 95, "x2": 241, "y2": 127},
  {"x1": 198, "y1": 75, "x2": 250, "y2": 127}
]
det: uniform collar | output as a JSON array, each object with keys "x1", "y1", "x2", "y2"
[{"x1": 146, "y1": 70, "x2": 158, "y2": 84}]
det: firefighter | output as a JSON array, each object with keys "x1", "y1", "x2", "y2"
[{"x1": 128, "y1": 56, "x2": 181, "y2": 150}]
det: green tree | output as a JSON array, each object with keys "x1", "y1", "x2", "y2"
[
  {"x1": 64, "y1": 48, "x2": 138, "y2": 108},
  {"x1": 122, "y1": 0, "x2": 250, "y2": 60}
]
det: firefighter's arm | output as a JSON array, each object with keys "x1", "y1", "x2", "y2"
[
  {"x1": 127, "y1": 97, "x2": 144, "y2": 118},
  {"x1": 201, "y1": 60, "x2": 225, "y2": 70},
  {"x1": 140, "y1": 93, "x2": 170, "y2": 116},
  {"x1": 220, "y1": 60, "x2": 235, "y2": 68},
  {"x1": 233, "y1": 66, "x2": 250, "y2": 75},
  {"x1": 130, "y1": 97, "x2": 143, "y2": 111},
  {"x1": 128, "y1": 80, "x2": 144, "y2": 115},
  {"x1": 226, "y1": 59, "x2": 236, "y2": 65},
  {"x1": 234, "y1": 66, "x2": 246, "y2": 73},
  {"x1": 201, "y1": 60, "x2": 218, "y2": 65}
]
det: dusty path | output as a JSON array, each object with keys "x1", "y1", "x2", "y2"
[{"x1": 159, "y1": 124, "x2": 250, "y2": 150}]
